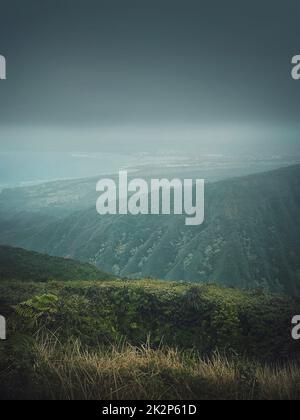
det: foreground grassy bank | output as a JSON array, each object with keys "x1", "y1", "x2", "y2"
[{"x1": 1, "y1": 279, "x2": 300, "y2": 399}]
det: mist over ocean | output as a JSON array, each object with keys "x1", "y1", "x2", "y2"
[
  {"x1": 1, "y1": 149, "x2": 300, "y2": 194},
  {"x1": 0, "y1": 151, "x2": 139, "y2": 189}
]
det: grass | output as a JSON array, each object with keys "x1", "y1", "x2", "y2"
[
  {"x1": 1, "y1": 278, "x2": 300, "y2": 400},
  {"x1": 1, "y1": 332, "x2": 300, "y2": 400}
]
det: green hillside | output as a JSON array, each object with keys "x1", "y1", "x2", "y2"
[
  {"x1": 0, "y1": 245, "x2": 112, "y2": 282},
  {"x1": 0, "y1": 246, "x2": 299, "y2": 400},
  {"x1": 1, "y1": 276, "x2": 300, "y2": 399},
  {"x1": 0, "y1": 165, "x2": 300, "y2": 294}
]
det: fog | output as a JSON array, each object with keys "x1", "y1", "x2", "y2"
[{"x1": 0, "y1": 0, "x2": 299, "y2": 179}]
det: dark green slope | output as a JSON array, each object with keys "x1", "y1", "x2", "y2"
[
  {"x1": 0, "y1": 246, "x2": 112, "y2": 282},
  {"x1": 0, "y1": 165, "x2": 300, "y2": 294}
]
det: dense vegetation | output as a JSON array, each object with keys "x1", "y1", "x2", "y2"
[
  {"x1": 1, "y1": 273, "x2": 300, "y2": 399},
  {"x1": 1, "y1": 165, "x2": 300, "y2": 294},
  {"x1": 0, "y1": 246, "x2": 112, "y2": 282},
  {"x1": 1, "y1": 279, "x2": 299, "y2": 360}
]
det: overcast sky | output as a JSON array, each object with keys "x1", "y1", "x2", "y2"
[{"x1": 0, "y1": 0, "x2": 299, "y2": 153}]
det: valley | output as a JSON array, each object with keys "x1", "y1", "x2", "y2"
[{"x1": 0, "y1": 164, "x2": 299, "y2": 295}]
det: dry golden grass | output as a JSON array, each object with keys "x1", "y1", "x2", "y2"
[
  {"x1": 256, "y1": 363, "x2": 300, "y2": 400},
  {"x1": 20, "y1": 333, "x2": 300, "y2": 400}
]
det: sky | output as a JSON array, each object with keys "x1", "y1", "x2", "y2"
[{"x1": 0, "y1": 0, "x2": 299, "y2": 154}]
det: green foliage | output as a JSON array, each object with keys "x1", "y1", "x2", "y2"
[
  {"x1": 2, "y1": 279, "x2": 299, "y2": 362},
  {"x1": 15, "y1": 294, "x2": 59, "y2": 327}
]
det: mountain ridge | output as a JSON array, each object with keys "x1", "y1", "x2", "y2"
[
  {"x1": 0, "y1": 164, "x2": 299, "y2": 294},
  {"x1": 0, "y1": 245, "x2": 112, "y2": 282}
]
